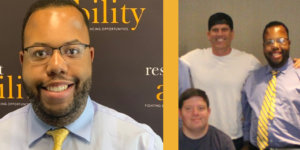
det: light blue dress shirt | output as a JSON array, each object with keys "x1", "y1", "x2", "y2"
[
  {"x1": 242, "y1": 58, "x2": 300, "y2": 148},
  {"x1": 0, "y1": 97, "x2": 163, "y2": 150},
  {"x1": 179, "y1": 59, "x2": 192, "y2": 95},
  {"x1": 178, "y1": 59, "x2": 192, "y2": 128}
]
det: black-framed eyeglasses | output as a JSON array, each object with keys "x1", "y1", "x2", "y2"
[
  {"x1": 23, "y1": 43, "x2": 90, "y2": 62},
  {"x1": 264, "y1": 37, "x2": 289, "y2": 46}
]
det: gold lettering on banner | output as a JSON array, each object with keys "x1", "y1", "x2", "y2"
[
  {"x1": 0, "y1": 76, "x2": 4, "y2": 99},
  {"x1": 0, "y1": 75, "x2": 23, "y2": 99},
  {"x1": 74, "y1": 0, "x2": 146, "y2": 31},
  {"x1": 7, "y1": 75, "x2": 13, "y2": 99},
  {"x1": 17, "y1": 76, "x2": 23, "y2": 99},
  {"x1": 156, "y1": 84, "x2": 163, "y2": 101}
]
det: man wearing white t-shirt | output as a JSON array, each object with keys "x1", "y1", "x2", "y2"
[{"x1": 180, "y1": 12, "x2": 260, "y2": 150}]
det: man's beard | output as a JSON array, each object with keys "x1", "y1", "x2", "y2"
[
  {"x1": 264, "y1": 49, "x2": 289, "y2": 69},
  {"x1": 23, "y1": 77, "x2": 92, "y2": 127}
]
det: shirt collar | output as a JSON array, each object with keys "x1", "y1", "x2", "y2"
[
  {"x1": 265, "y1": 57, "x2": 292, "y2": 75},
  {"x1": 28, "y1": 96, "x2": 94, "y2": 147}
]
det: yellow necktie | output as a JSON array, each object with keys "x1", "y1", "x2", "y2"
[
  {"x1": 257, "y1": 70, "x2": 278, "y2": 150},
  {"x1": 47, "y1": 128, "x2": 69, "y2": 150}
]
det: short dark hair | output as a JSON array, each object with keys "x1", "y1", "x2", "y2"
[
  {"x1": 179, "y1": 88, "x2": 209, "y2": 109},
  {"x1": 208, "y1": 12, "x2": 233, "y2": 31},
  {"x1": 263, "y1": 21, "x2": 289, "y2": 41},
  {"x1": 22, "y1": 0, "x2": 90, "y2": 49}
]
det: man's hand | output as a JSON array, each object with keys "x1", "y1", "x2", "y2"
[{"x1": 293, "y1": 58, "x2": 300, "y2": 68}]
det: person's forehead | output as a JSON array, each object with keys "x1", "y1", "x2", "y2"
[
  {"x1": 268, "y1": 26, "x2": 287, "y2": 33},
  {"x1": 265, "y1": 26, "x2": 288, "y2": 37},
  {"x1": 28, "y1": 6, "x2": 84, "y2": 25},
  {"x1": 24, "y1": 5, "x2": 90, "y2": 47},
  {"x1": 211, "y1": 24, "x2": 230, "y2": 29},
  {"x1": 183, "y1": 96, "x2": 206, "y2": 106}
]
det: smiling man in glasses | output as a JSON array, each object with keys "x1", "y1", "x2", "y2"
[
  {"x1": 0, "y1": 0, "x2": 162, "y2": 149},
  {"x1": 242, "y1": 21, "x2": 300, "y2": 149}
]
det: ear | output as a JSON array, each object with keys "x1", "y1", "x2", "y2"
[
  {"x1": 19, "y1": 50, "x2": 24, "y2": 65},
  {"x1": 207, "y1": 107, "x2": 211, "y2": 116},
  {"x1": 231, "y1": 30, "x2": 235, "y2": 39},
  {"x1": 206, "y1": 31, "x2": 210, "y2": 40},
  {"x1": 89, "y1": 46, "x2": 95, "y2": 62}
]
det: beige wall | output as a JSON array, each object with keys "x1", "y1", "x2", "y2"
[{"x1": 179, "y1": 0, "x2": 300, "y2": 65}]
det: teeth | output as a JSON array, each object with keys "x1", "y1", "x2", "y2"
[
  {"x1": 217, "y1": 38, "x2": 224, "y2": 42},
  {"x1": 272, "y1": 53, "x2": 281, "y2": 57},
  {"x1": 47, "y1": 85, "x2": 68, "y2": 92}
]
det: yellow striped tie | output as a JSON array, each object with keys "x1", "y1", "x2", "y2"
[
  {"x1": 47, "y1": 128, "x2": 69, "y2": 150},
  {"x1": 257, "y1": 70, "x2": 278, "y2": 150}
]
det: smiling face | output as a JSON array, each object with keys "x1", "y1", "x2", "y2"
[
  {"x1": 263, "y1": 25, "x2": 290, "y2": 68},
  {"x1": 20, "y1": 6, "x2": 94, "y2": 127},
  {"x1": 179, "y1": 96, "x2": 210, "y2": 136},
  {"x1": 207, "y1": 24, "x2": 234, "y2": 55}
]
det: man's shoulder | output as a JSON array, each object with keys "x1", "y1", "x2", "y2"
[
  {"x1": 0, "y1": 104, "x2": 30, "y2": 125},
  {"x1": 232, "y1": 48, "x2": 259, "y2": 61},
  {"x1": 90, "y1": 100, "x2": 163, "y2": 149},
  {"x1": 208, "y1": 125, "x2": 235, "y2": 150},
  {"x1": 243, "y1": 65, "x2": 266, "y2": 90},
  {"x1": 180, "y1": 48, "x2": 212, "y2": 67},
  {"x1": 183, "y1": 48, "x2": 210, "y2": 55},
  {"x1": 294, "y1": 68, "x2": 300, "y2": 78},
  {"x1": 91, "y1": 100, "x2": 160, "y2": 137},
  {"x1": 0, "y1": 104, "x2": 30, "y2": 143},
  {"x1": 246, "y1": 64, "x2": 266, "y2": 79},
  {"x1": 181, "y1": 48, "x2": 210, "y2": 59},
  {"x1": 209, "y1": 125, "x2": 231, "y2": 140}
]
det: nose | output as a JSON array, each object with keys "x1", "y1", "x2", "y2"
[
  {"x1": 271, "y1": 41, "x2": 280, "y2": 50},
  {"x1": 46, "y1": 50, "x2": 67, "y2": 77},
  {"x1": 192, "y1": 108, "x2": 199, "y2": 115},
  {"x1": 216, "y1": 29, "x2": 222, "y2": 36}
]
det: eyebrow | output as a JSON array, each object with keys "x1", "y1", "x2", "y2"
[{"x1": 27, "y1": 39, "x2": 83, "y2": 47}]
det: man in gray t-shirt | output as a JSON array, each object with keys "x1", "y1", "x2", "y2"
[{"x1": 179, "y1": 88, "x2": 235, "y2": 150}]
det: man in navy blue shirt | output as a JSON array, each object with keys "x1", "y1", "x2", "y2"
[{"x1": 179, "y1": 88, "x2": 235, "y2": 150}]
